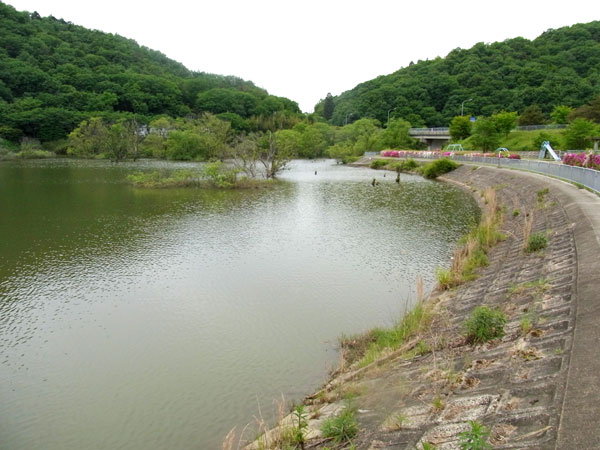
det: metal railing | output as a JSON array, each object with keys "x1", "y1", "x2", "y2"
[
  {"x1": 515, "y1": 124, "x2": 567, "y2": 131},
  {"x1": 408, "y1": 127, "x2": 450, "y2": 136},
  {"x1": 389, "y1": 152, "x2": 600, "y2": 194}
]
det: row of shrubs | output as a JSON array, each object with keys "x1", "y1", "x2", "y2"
[
  {"x1": 371, "y1": 157, "x2": 459, "y2": 179},
  {"x1": 562, "y1": 152, "x2": 600, "y2": 171},
  {"x1": 380, "y1": 149, "x2": 521, "y2": 160}
]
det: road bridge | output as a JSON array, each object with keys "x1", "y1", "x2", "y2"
[{"x1": 408, "y1": 127, "x2": 450, "y2": 150}]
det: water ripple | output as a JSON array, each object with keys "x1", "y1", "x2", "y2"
[{"x1": 0, "y1": 159, "x2": 479, "y2": 449}]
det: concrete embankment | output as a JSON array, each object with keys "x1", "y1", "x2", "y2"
[{"x1": 246, "y1": 164, "x2": 600, "y2": 449}]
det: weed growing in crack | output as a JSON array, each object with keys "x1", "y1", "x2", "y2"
[
  {"x1": 432, "y1": 396, "x2": 446, "y2": 412},
  {"x1": 382, "y1": 412, "x2": 409, "y2": 430},
  {"x1": 520, "y1": 316, "x2": 533, "y2": 335},
  {"x1": 420, "y1": 443, "x2": 439, "y2": 450},
  {"x1": 458, "y1": 420, "x2": 492, "y2": 449},
  {"x1": 464, "y1": 306, "x2": 507, "y2": 344},
  {"x1": 525, "y1": 232, "x2": 548, "y2": 253},
  {"x1": 320, "y1": 402, "x2": 358, "y2": 443},
  {"x1": 291, "y1": 405, "x2": 308, "y2": 449}
]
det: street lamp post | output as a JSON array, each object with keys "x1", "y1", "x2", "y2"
[
  {"x1": 461, "y1": 98, "x2": 473, "y2": 116},
  {"x1": 387, "y1": 108, "x2": 396, "y2": 127},
  {"x1": 344, "y1": 112, "x2": 354, "y2": 125}
]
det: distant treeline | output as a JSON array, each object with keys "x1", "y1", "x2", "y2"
[
  {"x1": 315, "y1": 21, "x2": 600, "y2": 127},
  {"x1": 0, "y1": 2, "x2": 300, "y2": 143}
]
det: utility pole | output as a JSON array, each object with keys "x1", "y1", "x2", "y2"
[
  {"x1": 344, "y1": 112, "x2": 354, "y2": 125},
  {"x1": 387, "y1": 108, "x2": 396, "y2": 127},
  {"x1": 461, "y1": 98, "x2": 473, "y2": 116}
]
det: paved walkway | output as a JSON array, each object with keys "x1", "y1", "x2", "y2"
[
  {"x1": 520, "y1": 171, "x2": 600, "y2": 449},
  {"x1": 453, "y1": 165, "x2": 600, "y2": 448}
]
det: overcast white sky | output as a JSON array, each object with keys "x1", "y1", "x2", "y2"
[{"x1": 5, "y1": 0, "x2": 600, "y2": 112}]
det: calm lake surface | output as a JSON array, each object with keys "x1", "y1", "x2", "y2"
[{"x1": 0, "y1": 159, "x2": 479, "y2": 449}]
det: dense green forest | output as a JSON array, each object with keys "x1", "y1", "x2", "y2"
[
  {"x1": 0, "y1": 2, "x2": 300, "y2": 143},
  {"x1": 1, "y1": 2, "x2": 599, "y2": 165},
  {"x1": 317, "y1": 22, "x2": 600, "y2": 127}
]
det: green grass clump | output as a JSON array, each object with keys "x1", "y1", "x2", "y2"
[
  {"x1": 127, "y1": 165, "x2": 274, "y2": 190},
  {"x1": 525, "y1": 232, "x2": 548, "y2": 253},
  {"x1": 461, "y1": 248, "x2": 489, "y2": 281},
  {"x1": 342, "y1": 155, "x2": 360, "y2": 164},
  {"x1": 520, "y1": 316, "x2": 533, "y2": 335},
  {"x1": 15, "y1": 149, "x2": 55, "y2": 159},
  {"x1": 464, "y1": 306, "x2": 506, "y2": 344},
  {"x1": 320, "y1": 403, "x2": 358, "y2": 443},
  {"x1": 343, "y1": 302, "x2": 432, "y2": 368},
  {"x1": 389, "y1": 158, "x2": 419, "y2": 172},
  {"x1": 370, "y1": 159, "x2": 389, "y2": 169},
  {"x1": 421, "y1": 158, "x2": 459, "y2": 179},
  {"x1": 458, "y1": 420, "x2": 492, "y2": 449},
  {"x1": 436, "y1": 267, "x2": 454, "y2": 290},
  {"x1": 508, "y1": 278, "x2": 549, "y2": 297},
  {"x1": 127, "y1": 169, "x2": 200, "y2": 188},
  {"x1": 421, "y1": 443, "x2": 439, "y2": 450}
]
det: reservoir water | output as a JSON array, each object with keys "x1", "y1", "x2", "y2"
[{"x1": 0, "y1": 159, "x2": 479, "y2": 449}]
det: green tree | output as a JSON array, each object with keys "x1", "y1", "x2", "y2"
[
  {"x1": 229, "y1": 133, "x2": 260, "y2": 178},
  {"x1": 67, "y1": 117, "x2": 109, "y2": 156},
  {"x1": 449, "y1": 116, "x2": 472, "y2": 140},
  {"x1": 165, "y1": 129, "x2": 204, "y2": 160},
  {"x1": 106, "y1": 122, "x2": 129, "y2": 162},
  {"x1": 563, "y1": 118, "x2": 598, "y2": 149},
  {"x1": 571, "y1": 95, "x2": 600, "y2": 123},
  {"x1": 323, "y1": 93, "x2": 335, "y2": 120},
  {"x1": 491, "y1": 111, "x2": 518, "y2": 135},
  {"x1": 379, "y1": 117, "x2": 414, "y2": 149},
  {"x1": 259, "y1": 131, "x2": 293, "y2": 179},
  {"x1": 141, "y1": 133, "x2": 167, "y2": 158},
  {"x1": 518, "y1": 105, "x2": 547, "y2": 126},
  {"x1": 471, "y1": 118, "x2": 501, "y2": 151},
  {"x1": 327, "y1": 142, "x2": 354, "y2": 163},
  {"x1": 550, "y1": 105, "x2": 574, "y2": 124},
  {"x1": 196, "y1": 113, "x2": 231, "y2": 160}
]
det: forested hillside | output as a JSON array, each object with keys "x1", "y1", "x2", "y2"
[
  {"x1": 318, "y1": 22, "x2": 600, "y2": 127},
  {"x1": 0, "y1": 2, "x2": 300, "y2": 142}
]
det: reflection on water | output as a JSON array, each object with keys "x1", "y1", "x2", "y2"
[{"x1": 0, "y1": 159, "x2": 479, "y2": 449}]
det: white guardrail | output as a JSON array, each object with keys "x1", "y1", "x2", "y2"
[{"x1": 389, "y1": 152, "x2": 600, "y2": 194}]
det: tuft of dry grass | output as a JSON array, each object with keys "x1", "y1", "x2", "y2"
[
  {"x1": 522, "y1": 212, "x2": 535, "y2": 252},
  {"x1": 437, "y1": 188, "x2": 504, "y2": 289},
  {"x1": 222, "y1": 428, "x2": 236, "y2": 450},
  {"x1": 416, "y1": 274, "x2": 424, "y2": 302}
]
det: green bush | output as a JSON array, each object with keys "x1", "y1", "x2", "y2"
[
  {"x1": 436, "y1": 267, "x2": 454, "y2": 289},
  {"x1": 342, "y1": 155, "x2": 360, "y2": 164},
  {"x1": 464, "y1": 306, "x2": 506, "y2": 344},
  {"x1": 203, "y1": 161, "x2": 238, "y2": 188},
  {"x1": 525, "y1": 232, "x2": 548, "y2": 253},
  {"x1": 389, "y1": 158, "x2": 419, "y2": 172},
  {"x1": 421, "y1": 158, "x2": 459, "y2": 179},
  {"x1": 370, "y1": 159, "x2": 388, "y2": 169},
  {"x1": 320, "y1": 404, "x2": 358, "y2": 443},
  {"x1": 458, "y1": 420, "x2": 492, "y2": 449},
  {"x1": 15, "y1": 149, "x2": 55, "y2": 159},
  {"x1": 402, "y1": 158, "x2": 419, "y2": 170}
]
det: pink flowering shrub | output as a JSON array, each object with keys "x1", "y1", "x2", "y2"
[
  {"x1": 563, "y1": 153, "x2": 600, "y2": 170},
  {"x1": 380, "y1": 150, "x2": 442, "y2": 158}
]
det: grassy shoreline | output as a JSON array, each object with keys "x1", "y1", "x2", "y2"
[
  {"x1": 126, "y1": 165, "x2": 278, "y2": 190},
  {"x1": 237, "y1": 163, "x2": 507, "y2": 450}
]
